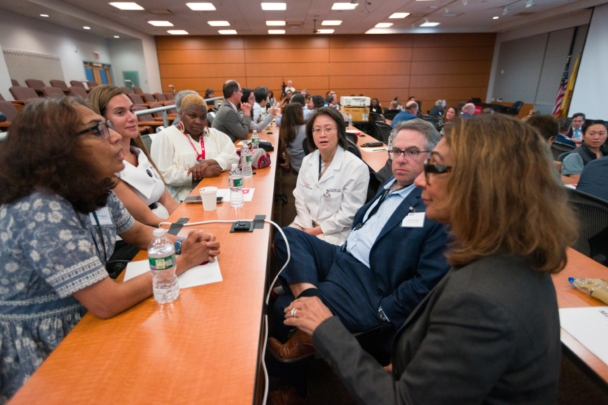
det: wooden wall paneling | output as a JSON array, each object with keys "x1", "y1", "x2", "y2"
[
  {"x1": 161, "y1": 77, "x2": 247, "y2": 93},
  {"x1": 409, "y1": 87, "x2": 489, "y2": 101},
  {"x1": 328, "y1": 62, "x2": 411, "y2": 76},
  {"x1": 329, "y1": 47, "x2": 412, "y2": 62},
  {"x1": 243, "y1": 77, "x2": 330, "y2": 93},
  {"x1": 244, "y1": 48, "x2": 329, "y2": 64},
  {"x1": 412, "y1": 46, "x2": 495, "y2": 62},
  {"x1": 329, "y1": 35, "x2": 414, "y2": 48},
  {"x1": 244, "y1": 36, "x2": 329, "y2": 49},
  {"x1": 246, "y1": 62, "x2": 328, "y2": 77},
  {"x1": 156, "y1": 36, "x2": 244, "y2": 50},
  {"x1": 330, "y1": 75, "x2": 410, "y2": 90},
  {"x1": 410, "y1": 74, "x2": 491, "y2": 88},
  {"x1": 158, "y1": 49, "x2": 246, "y2": 64},
  {"x1": 410, "y1": 60, "x2": 493, "y2": 75},
  {"x1": 159, "y1": 64, "x2": 247, "y2": 78}
]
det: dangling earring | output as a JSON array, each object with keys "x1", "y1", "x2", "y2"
[{"x1": 177, "y1": 121, "x2": 185, "y2": 132}]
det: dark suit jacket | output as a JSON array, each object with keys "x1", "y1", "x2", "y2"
[
  {"x1": 211, "y1": 101, "x2": 251, "y2": 142},
  {"x1": 313, "y1": 254, "x2": 561, "y2": 405},
  {"x1": 567, "y1": 126, "x2": 585, "y2": 139},
  {"x1": 350, "y1": 179, "x2": 450, "y2": 327}
]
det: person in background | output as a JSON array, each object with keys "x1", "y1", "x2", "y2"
[
  {"x1": 429, "y1": 99, "x2": 446, "y2": 118},
  {"x1": 567, "y1": 112, "x2": 585, "y2": 144},
  {"x1": 240, "y1": 88, "x2": 276, "y2": 132},
  {"x1": 285, "y1": 80, "x2": 296, "y2": 93},
  {"x1": 204, "y1": 88, "x2": 218, "y2": 110},
  {"x1": 211, "y1": 80, "x2": 251, "y2": 142},
  {"x1": 152, "y1": 94, "x2": 239, "y2": 201},
  {"x1": 300, "y1": 89, "x2": 308, "y2": 98},
  {"x1": 578, "y1": 156, "x2": 608, "y2": 201},
  {"x1": 391, "y1": 102, "x2": 419, "y2": 128},
  {"x1": 370, "y1": 98, "x2": 383, "y2": 115},
  {"x1": 268, "y1": 90, "x2": 277, "y2": 108},
  {"x1": 526, "y1": 114, "x2": 558, "y2": 145},
  {"x1": 290, "y1": 107, "x2": 369, "y2": 246},
  {"x1": 555, "y1": 118, "x2": 576, "y2": 147},
  {"x1": 325, "y1": 93, "x2": 339, "y2": 109},
  {"x1": 444, "y1": 106, "x2": 458, "y2": 123},
  {"x1": 383, "y1": 100, "x2": 401, "y2": 121},
  {"x1": 279, "y1": 103, "x2": 307, "y2": 173},
  {"x1": 280, "y1": 90, "x2": 294, "y2": 108},
  {"x1": 310, "y1": 95, "x2": 326, "y2": 111},
  {"x1": 276, "y1": 93, "x2": 312, "y2": 126},
  {"x1": 281, "y1": 114, "x2": 576, "y2": 405},
  {"x1": 394, "y1": 96, "x2": 403, "y2": 111},
  {"x1": 0, "y1": 97, "x2": 220, "y2": 402},
  {"x1": 561, "y1": 120, "x2": 608, "y2": 182},
  {"x1": 172, "y1": 89, "x2": 198, "y2": 125},
  {"x1": 460, "y1": 103, "x2": 476, "y2": 118}
]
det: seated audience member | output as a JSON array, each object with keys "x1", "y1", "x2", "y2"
[
  {"x1": 269, "y1": 118, "x2": 449, "y2": 364},
  {"x1": 325, "y1": 93, "x2": 339, "y2": 109},
  {"x1": 211, "y1": 80, "x2": 251, "y2": 142},
  {"x1": 276, "y1": 93, "x2": 312, "y2": 126},
  {"x1": 383, "y1": 100, "x2": 401, "y2": 120},
  {"x1": 310, "y1": 95, "x2": 325, "y2": 111},
  {"x1": 460, "y1": 102, "x2": 476, "y2": 118},
  {"x1": 0, "y1": 97, "x2": 220, "y2": 401},
  {"x1": 280, "y1": 90, "x2": 293, "y2": 108},
  {"x1": 290, "y1": 107, "x2": 369, "y2": 246},
  {"x1": 429, "y1": 99, "x2": 446, "y2": 118},
  {"x1": 394, "y1": 96, "x2": 404, "y2": 111},
  {"x1": 526, "y1": 114, "x2": 558, "y2": 145},
  {"x1": 300, "y1": 89, "x2": 308, "y2": 98},
  {"x1": 152, "y1": 94, "x2": 239, "y2": 201},
  {"x1": 204, "y1": 88, "x2": 218, "y2": 110},
  {"x1": 172, "y1": 89, "x2": 198, "y2": 125},
  {"x1": 370, "y1": 98, "x2": 383, "y2": 115},
  {"x1": 567, "y1": 112, "x2": 585, "y2": 143},
  {"x1": 578, "y1": 156, "x2": 608, "y2": 201},
  {"x1": 279, "y1": 114, "x2": 576, "y2": 405},
  {"x1": 268, "y1": 90, "x2": 277, "y2": 107},
  {"x1": 444, "y1": 106, "x2": 458, "y2": 123},
  {"x1": 240, "y1": 88, "x2": 275, "y2": 132},
  {"x1": 285, "y1": 80, "x2": 296, "y2": 93},
  {"x1": 555, "y1": 118, "x2": 576, "y2": 147},
  {"x1": 279, "y1": 103, "x2": 307, "y2": 173},
  {"x1": 391, "y1": 102, "x2": 419, "y2": 128},
  {"x1": 561, "y1": 120, "x2": 607, "y2": 181}
]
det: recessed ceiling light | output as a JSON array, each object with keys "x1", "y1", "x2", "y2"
[
  {"x1": 389, "y1": 12, "x2": 410, "y2": 18},
  {"x1": 420, "y1": 21, "x2": 440, "y2": 27},
  {"x1": 114, "y1": 35, "x2": 120, "y2": 38},
  {"x1": 493, "y1": 16, "x2": 499, "y2": 19},
  {"x1": 266, "y1": 21, "x2": 286, "y2": 26},
  {"x1": 322, "y1": 20, "x2": 342, "y2": 25},
  {"x1": 366, "y1": 28, "x2": 391, "y2": 34},
  {"x1": 83, "y1": 26, "x2": 91, "y2": 30},
  {"x1": 168, "y1": 30, "x2": 189, "y2": 35},
  {"x1": 416, "y1": 0, "x2": 435, "y2": 1},
  {"x1": 219, "y1": 29, "x2": 237, "y2": 34},
  {"x1": 269, "y1": 30, "x2": 285, "y2": 34},
  {"x1": 40, "y1": 14, "x2": 49, "y2": 17},
  {"x1": 317, "y1": 29, "x2": 335, "y2": 34},
  {"x1": 109, "y1": 2, "x2": 144, "y2": 10},
  {"x1": 261, "y1": 3, "x2": 286, "y2": 10},
  {"x1": 208, "y1": 21, "x2": 230, "y2": 26},
  {"x1": 186, "y1": 3, "x2": 216, "y2": 11},
  {"x1": 148, "y1": 21, "x2": 173, "y2": 26},
  {"x1": 332, "y1": 3, "x2": 357, "y2": 10},
  {"x1": 375, "y1": 22, "x2": 393, "y2": 28}
]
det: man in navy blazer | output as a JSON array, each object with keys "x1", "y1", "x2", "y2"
[{"x1": 269, "y1": 119, "x2": 450, "y2": 361}]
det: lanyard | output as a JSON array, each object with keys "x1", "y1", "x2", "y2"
[
  {"x1": 354, "y1": 187, "x2": 391, "y2": 230},
  {"x1": 185, "y1": 132, "x2": 206, "y2": 161}
]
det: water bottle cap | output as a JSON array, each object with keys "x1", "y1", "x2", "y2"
[
  {"x1": 232, "y1": 163, "x2": 238, "y2": 169},
  {"x1": 153, "y1": 228, "x2": 166, "y2": 237}
]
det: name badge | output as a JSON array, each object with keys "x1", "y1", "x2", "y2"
[
  {"x1": 89, "y1": 207, "x2": 113, "y2": 226},
  {"x1": 402, "y1": 212, "x2": 425, "y2": 228}
]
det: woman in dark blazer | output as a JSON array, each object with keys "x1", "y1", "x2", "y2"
[
  {"x1": 281, "y1": 114, "x2": 577, "y2": 404},
  {"x1": 369, "y1": 97, "x2": 383, "y2": 115}
]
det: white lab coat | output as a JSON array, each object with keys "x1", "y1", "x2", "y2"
[{"x1": 292, "y1": 146, "x2": 369, "y2": 245}]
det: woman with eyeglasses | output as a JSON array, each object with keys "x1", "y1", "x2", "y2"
[
  {"x1": 0, "y1": 97, "x2": 220, "y2": 401},
  {"x1": 561, "y1": 119, "x2": 607, "y2": 182},
  {"x1": 282, "y1": 114, "x2": 576, "y2": 404},
  {"x1": 291, "y1": 107, "x2": 369, "y2": 246}
]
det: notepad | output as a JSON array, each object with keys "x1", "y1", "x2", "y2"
[
  {"x1": 559, "y1": 306, "x2": 608, "y2": 366},
  {"x1": 123, "y1": 259, "x2": 223, "y2": 289}
]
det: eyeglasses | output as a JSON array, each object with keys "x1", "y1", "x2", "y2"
[
  {"x1": 391, "y1": 148, "x2": 429, "y2": 160},
  {"x1": 423, "y1": 160, "x2": 452, "y2": 185},
  {"x1": 312, "y1": 127, "x2": 337, "y2": 135},
  {"x1": 76, "y1": 120, "x2": 114, "y2": 140}
]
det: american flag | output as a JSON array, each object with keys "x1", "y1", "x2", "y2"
[{"x1": 552, "y1": 56, "x2": 571, "y2": 116}]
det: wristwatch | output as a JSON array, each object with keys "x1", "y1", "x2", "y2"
[{"x1": 174, "y1": 237, "x2": 185, "y2": 255}]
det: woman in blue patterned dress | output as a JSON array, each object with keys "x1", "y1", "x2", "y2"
[{"x1": 0, "y1": 97, "x2": 221, "y2": 402}]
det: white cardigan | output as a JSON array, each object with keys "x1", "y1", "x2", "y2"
[{"x1": 151, "y1": 125, "x2": 239, "y2": 201}]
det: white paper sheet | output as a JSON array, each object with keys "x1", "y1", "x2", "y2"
[
  {"x1": 559, "y1": 306, "x2": 608, "y2": 366},
  {"x1": 123, "y1": 259, "x2": 223, "y2": 289},
  {"x1": 217, "y1": 188, "x2": 255, "y2": 201}
]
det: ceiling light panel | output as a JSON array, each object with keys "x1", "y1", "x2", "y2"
[
  {"x1": 148, "y1": 21, "x2": 173, "y2": 26},
  {"x1": 109, "y1": 2, "x2": 144, "y2": 10},
  {"x1": 317, "y1": 29, "x2": 335, "y2": 34},
  {"x1": 40, "y1": 14, "x2": 49, "y2": 17},
  {"x1": 261, "y1": 3, "x2": 286, "y2": 10},
  {"x1": 420, "y1": 22, "x2": 440, "y2": 27},
  {"x1": 83, "y1": 26, "x2": 91, "y2": 29},
  {"x1": 219, "y1": 30, "x2": 237, "y2": 34},
  {"x1": 322, "y1": 20, "x2": 342, "y2": 25},
  {"x1": 389, "y1": 13, "x2": 410, "y2": 18},
  {"x1": 208, "y1": 21, "x2": 230, "y2": 26},
  {"x1": 269, "y1": 30, "x2": 285, "y2": 34},
  {"x1": 168, "y1": 30, "x2": 189, "y2": 34},
  {"x1": 266, "y1": 21, "x2": 286, "y2": 26},
  {"x1": 375, "y1": 23, "x2": 393, "y2": 28},
  {"x1": 332, "y1": 3, "x2": 358, "y2": 10},
  {"x1": 186, "y1": 3, "x2": 216, "y2": 11}
]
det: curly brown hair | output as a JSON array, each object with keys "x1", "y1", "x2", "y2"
[
  {"x1": 442, "y1": 114, "x2": 577, "y2": 274},
  {"x1": 0, "y1": 97, "x2": 115, "y2": 213}
]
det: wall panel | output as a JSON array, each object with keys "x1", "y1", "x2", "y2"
[{"x1": 157, "y1": 33, "x2": 495, "y2": 111}]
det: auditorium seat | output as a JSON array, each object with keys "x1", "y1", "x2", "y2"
[
  {"x1": 11, "y1": 79, "x2": 20, "y2": 87},
  {"x1": 141, "y1": 93, "x2": 157, "y2": 104},
  {"x1": 154, "y1": 93, "x2": 167, "y2": 102},
  {"x1": 86, "y1": 81, "x2": 99, "y2": 90},
  {"x1": 0, "y1": 100, "x2": 18, "y2": 130},
  {"x1": 25, "y1": 79, "x2": 47, "y2": 95},
  {"x1": 127, "y1": 93, "x2": 149, "y2": 108},
  {"x1": 69, "y1": 86, "x2": 89, "y2": 99},
  {"x1": 50, "y1": 80, "x2": 70, "y2": 94},
  {"x1": 132, "y1": 86, "x2": 144, "y2": 95},
  {"x1": 374, "y1": 122, "x2": 392, "y2": 144},
  {"x1": 133, "y1": 105, "x2": 165, "y2": 133},
  {"x1": 148, "y1": 102, "x2": 177, "y2": 121},
  {"x1": 120, "y1": 86, "x2": 133, "y2": 94},
  {"x1": 70, "y1": 80, "x2": 86, "y2": 88},
  {"x1": 41, "y1": 87, "x2": 65, "y2": 98},
  {"x1": 9, "y1": 86, "x2": 39, "y2": 104},
  {"x1": 163, "y1": 92, "x2": 175, "y2": 101}
]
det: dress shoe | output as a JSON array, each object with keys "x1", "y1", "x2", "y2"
[
  {"x1": 268, "y1": 329, "x2": 316, "y2": 361},
  {"x1": 267, "y1": 385, "x2": 307, "y2": 405}
]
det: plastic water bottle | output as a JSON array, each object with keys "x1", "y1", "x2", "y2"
[
  {"x1": 229, "y1": 163, "x2": 244, "y2": 207},
  {"x1": 148, "y1": 228, "x2": 179, "y2": 304},
  {"x1": 241, "y1": 146, "x2": 253, "y2": 178},
  {"x1": 252, "y1": 130, "x2": 260, "y2": 149},
  {"x1": 347, "y1": 114, "x2": 353, "y2": 127}
]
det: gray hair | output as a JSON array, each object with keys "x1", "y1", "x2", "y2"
[
  {"x1": 389, "y1": 119, "x2": 441, "y2": 152},
  {"x1": 175, "y1": 90, "x2": 198, "y2": 112}
]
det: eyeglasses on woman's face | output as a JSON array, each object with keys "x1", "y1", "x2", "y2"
[
  {"x1": 423, "y1": 159, "x2": 452, "y2": 185},
  {"x1": 75, "y1": 120, "x2": 115, "y2": 140}
]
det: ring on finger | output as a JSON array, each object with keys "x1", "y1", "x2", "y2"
[{"x1": 290, "y1": 308, "x2": 297, "y2": 318}]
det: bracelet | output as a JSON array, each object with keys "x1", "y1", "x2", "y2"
[{"x1": 174, "y1": 237, "x2": 185, "y2": 255}]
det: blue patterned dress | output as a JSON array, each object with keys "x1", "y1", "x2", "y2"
[{"x1": 0, "y1": 191, "x2": 134, "y2": 402}]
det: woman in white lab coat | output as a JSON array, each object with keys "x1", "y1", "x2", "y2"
[{"x1": 291, "y1": 107, "x2": 369, "y2": 245}]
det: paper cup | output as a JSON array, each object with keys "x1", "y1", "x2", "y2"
[{"x1": 200, "y1": 187, "x2": 218, "y2": 211}]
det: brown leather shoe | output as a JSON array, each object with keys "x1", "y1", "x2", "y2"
[
  {"x1": 267, "y1": 385, "x2": 307, "y2": 405},
  {"x1": 268, "y1": 329, "x2": 316, "y2": 361}
]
